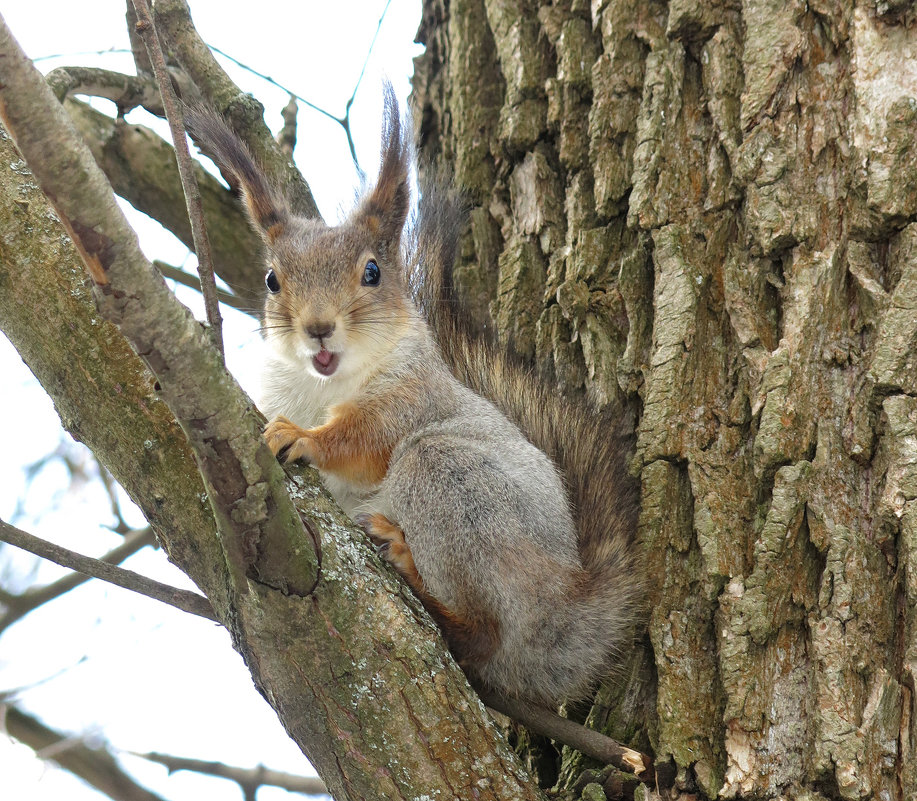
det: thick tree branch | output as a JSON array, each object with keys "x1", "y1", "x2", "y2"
[
  {"x1": 0, "y1": 527, "x2": 156, "y2": 632},
  {"x1": 0, "y1": 17, "x2": 318, "y2": 600},
  {"x1": 45, "y1": 66, "x2": 163, "y2": 115},
  {"x1": 0, "y1": 13, "x2": 549, "y2": 800},
  {"x1": 132, "y1": 751, "x2": 327, "y2": 797},
  {"x1": 479, "y1": 690, "x2": 652, "y2": 781},
  {"x1": 64, "y1": 98, "x2": 264, "y2": 305},
  {"x1": 3, "y1": 704, "x2": 169, "y2": 801},
  {"x1": 0, "y1": 92, "x2": 544, "y2": 801},
  {"x1": 0, "y1": 520, "x2": 217, "y2": 622},
  {"x1": 0, "y1": 131, "x2": 227, "y2": 616},
  {"x1": 130, "y1": 0, "x2": 224, "y2": 357}
]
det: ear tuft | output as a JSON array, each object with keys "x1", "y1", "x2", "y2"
[
  {"x1": 356, "y1": 83, "x2": 411, "y2": 252},
  {"x1": 183, "y1": 104, "x2": 289, "y2": 243}
]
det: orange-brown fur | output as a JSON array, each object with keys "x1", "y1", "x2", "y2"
[
  {"x1": 185, "y1": 90, "x2": 641, "y2": 708},
  {"x1": 265, "y1": 403, "x2": 392, "y2": 487}
]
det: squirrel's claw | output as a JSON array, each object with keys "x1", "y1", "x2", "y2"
[
  {"x1": 264, "y1": 416, "x2": 315, "y2": 464},
  {"x1": 357, "y1": 513, "x2": 410, "y2": 563}
]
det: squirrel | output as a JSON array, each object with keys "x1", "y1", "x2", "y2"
[{"x1": 184, "y1": 90, "x2": 641, "y2": 708}]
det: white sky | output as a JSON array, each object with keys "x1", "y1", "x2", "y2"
[{"x1": 0, "y1": 2, "x2": 423, "y2": 799}]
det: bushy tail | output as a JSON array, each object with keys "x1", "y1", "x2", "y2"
[{"x1": 408, "y1": 171, "x2": 642, "y2": 627}]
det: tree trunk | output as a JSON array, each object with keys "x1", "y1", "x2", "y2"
[{"x1": 415, "y1": 0, "x2": 917, "y2": 798}]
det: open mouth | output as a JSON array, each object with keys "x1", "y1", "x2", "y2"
[{"x1": 312, "y1": 348, "x2": 340, "y2": 377}]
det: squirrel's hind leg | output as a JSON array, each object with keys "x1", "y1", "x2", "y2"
[
  {"x1": 356, "y1": 513, "x2": 419, "y2": 584},
  {"x1": 357, "y1": 513, "x2": 500, "y2": 668}
]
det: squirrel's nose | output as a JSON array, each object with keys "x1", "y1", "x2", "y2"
[{"x1": 305, "y1": 321, "x2": 335, "y2": 341}]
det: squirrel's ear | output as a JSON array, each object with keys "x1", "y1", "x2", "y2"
[
  {"x1": 356, "y1": 85, "x2": 410, "y2": 253},
  {"x1": 184, "y1": 105, "x2": 289, "y2": 244}
]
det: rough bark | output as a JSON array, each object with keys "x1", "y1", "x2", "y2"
[{"x1": 414, "y1": 0, "x2": 917, "y2": 799}]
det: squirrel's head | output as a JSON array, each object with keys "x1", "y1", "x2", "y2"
[{"x1": 186, "y1": 87, "x2": 415, "y2": 382}]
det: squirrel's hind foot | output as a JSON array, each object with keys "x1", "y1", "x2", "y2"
[{"x1": 357, "y1": 513, "x2": 418, "y2": 579}]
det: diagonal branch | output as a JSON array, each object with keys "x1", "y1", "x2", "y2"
[
  {"x1": 478, "y1": 690, "x2": 653, "y2": 781},
  {"x1": 155, "y1": 260, "x2": 256, "y2": 315},
  {"x1": 0, "y1": 520, "x2": 216, "y2": 622},
  {"x1": 3, "y1": 704, "x2": 169, "y2": 801},
  {"x1": 130, "y1": 0, "x2": 224, "y2": 358},
  {"x1": 0, "y1": 16, "x2": 318, "y2": 600},
  {"x1": 0, "y1": 527, "x2": 156, "y2": 632},
  {"x1": 64, "y1": 98, "x2": 263, "y2": 305},
  {"x1": 150, "y1": 0, "x2": 319, "y2": 219},
  {"x1": 132, "y1": 751, "x2": 327, "y2": 798},
  {"x1": 0, "y1": 13, "x2": 555, "y2": 800}
]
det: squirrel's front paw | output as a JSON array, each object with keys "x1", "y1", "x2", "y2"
[{"x1": 264, "y1": 416, "x2": 317, "y2": 464}]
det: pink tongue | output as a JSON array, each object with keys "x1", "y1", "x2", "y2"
[{"x1": 315, "y1": 349, "x2": 333, "y2": 367}]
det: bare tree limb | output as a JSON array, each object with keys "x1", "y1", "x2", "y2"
[
  {"x1": 124, "y1": 1, "x2": 152, "y2": 77},
  {"x1": 130, "y1": 0, "x2": 224, "y2": 358},
  {"x1": 0, "y1": 527, "x2": 156, "y2": 632},
  {"x1": 96, "y1": 462, "x2": 132, "y2": 534},
  {"x1": 0, "y1": 16, "x2": 319, "y2": 599},
  {"x1": 2, "y1": 704, "x2": 170, "y2": 801},
  {"x1": 0, "y1": 520, "x2": 217, "y2": 622},
  {"x1": 0, "y1": 123, "x2": 228, "y2": 621},
  {"x1": 0, "y1": 13, "x2": 553, "y2": 800},
  {"x1": 155, "y1": 260, "x2": 257, "y2": 315},
  {"x1": 132, "y1": 751, "x2": 328, "y2": 797},
  {"x1": 208, "y1": 0, "x2": 394, "y2": 177},
  {"x1": 45, "y1": 66, "x2": 163, "y2": 115},
  {"x1": 346, "y1": 0, "x2": 394, "y2": 117},
  {"x1": 64, "y1": 98, "x2": 264, "y2": 305}
]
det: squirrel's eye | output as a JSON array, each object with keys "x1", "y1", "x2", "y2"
[
  {"x1": 265, "y1": 269, "x2": 281, "y2": 294},
  {"x1": 362, "y1": 260, "x2": 381, "y2": 287}
]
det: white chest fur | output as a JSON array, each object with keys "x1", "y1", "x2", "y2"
[
  {"x1": 258, "y1": 350, "x2": 361, "y2": 429},
  {"x1": 257, "y1": 349, "x2": 380, "y2": 517}
]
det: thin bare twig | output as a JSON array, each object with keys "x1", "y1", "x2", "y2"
[
  {"x1": 209, "y1": 0, "x2": 394, "y2": 176},
  {"x1": 0, "y1": 527, "x2": 156, "y2": 633},
  {"x1": 477, "y1": 689, "x2": 654, "y2": 781},
  {"x1": 0, "y1": 519, "x2": 217, "y2": 622},
  {"x1": 132, "y1": 751, "x2": 328, "y2": 798},
  {"x1": 347, "y1": 0, "x2": 394, "y2": 116},
  {"x1": 0, "y1": 15, "x2": 319, "y2": 599},
  {"x1": 208, "y1": 43, "x2": 341, "y2": 126},
  {"x1": 130, "y1": 0, "x2": 224, "y2": 358},
  {"x1": 93, "y1": 458, "x2": 131, "y2": 534},
  {"x1": 32, "y1": 47, "x2": 133, "y2": 63},
  {"x1": 154, "y1": 260, "x2": 256, "y2": 316}
]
